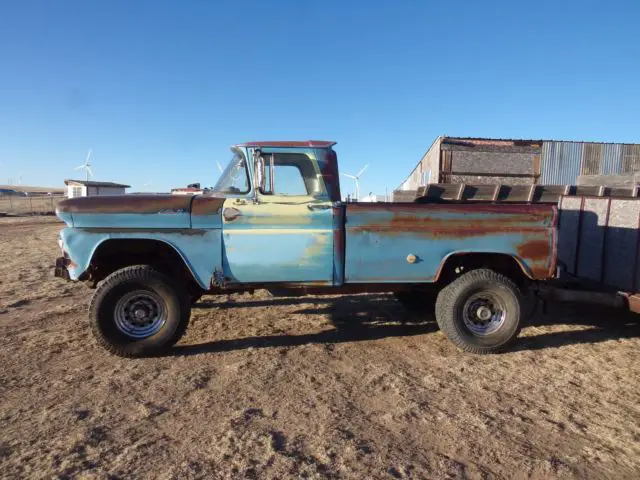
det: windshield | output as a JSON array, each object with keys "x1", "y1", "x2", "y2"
[{"x1": 213, "y1": 150, "x2": 250, "y2": 194}]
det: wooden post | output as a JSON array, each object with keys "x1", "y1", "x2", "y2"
[{"x1": 492, "y1": 184, "x2": 501, "y2": 202}]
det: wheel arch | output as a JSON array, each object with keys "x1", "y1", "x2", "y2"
[
  {"x1": 434, "y1": 251, "x2": 534, "y2": 286},
  {"x1": 88, "y1": 237, "x2": 206, "y2": 290}
]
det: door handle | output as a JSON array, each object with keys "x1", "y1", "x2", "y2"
[
  {"x1": 307, "y1": 204, "x2": 331, "y2": 211},
  {"x1": 223, "y1": 207, "x2": 242, "y2": 221}
]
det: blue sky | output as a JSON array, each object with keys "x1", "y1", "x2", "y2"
[{"x1": 0, "y1": 0, "x2": 638, "y2": 195}]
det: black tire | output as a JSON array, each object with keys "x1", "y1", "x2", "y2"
[
  {"x1": 435, "y1": 269, "x2": 522, "y2": 354},
  {"x1": 89, "y1": 265, "x2": 191, "y2": 357},
  {"x1": 394, "y1": 290, "x2": 436, "y2": 313}
]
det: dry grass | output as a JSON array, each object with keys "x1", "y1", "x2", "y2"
[{"x1": 1, "y1": 217, "x2": 639, "y2": 479}]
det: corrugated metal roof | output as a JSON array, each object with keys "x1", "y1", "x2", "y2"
[
  {"x1": 443, "y1": 136, "x2": 638, "y2": 146},
  {"x1": 441, "y1": 137, "x2": 543, "y2": 147}
]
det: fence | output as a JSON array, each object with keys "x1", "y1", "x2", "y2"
[{"x1": 0, "y1": 195, "x2": 65, "y2": 216}]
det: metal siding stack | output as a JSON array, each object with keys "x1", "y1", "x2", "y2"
[
  {"x1": 575, "y1": 197, "x2": 608, "y2": 282},
  {"x1": 558, "y1": 196, "x2": 640, "y2": 292},
  {"x1": 605, "y1": 200, "x2": 640, "y2": 290}
]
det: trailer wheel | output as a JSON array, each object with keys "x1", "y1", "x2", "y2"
[
  {"x1": 435, "y1": 269, "x2": 522, "y2": 354},
  {"x1": 89, "y1": 265, "x2": 191, "y2": 357}
]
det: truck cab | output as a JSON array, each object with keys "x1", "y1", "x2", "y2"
[
  {"x1": 55, "y1": 140, "x2": 558, "y2": 358},
  {"x1": 210, "y1": 141, "x2": 343, "y2": 286}
]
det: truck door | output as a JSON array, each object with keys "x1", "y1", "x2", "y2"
[{"x1": 222, "y1": 149, "x2": 335, "y2": 285}]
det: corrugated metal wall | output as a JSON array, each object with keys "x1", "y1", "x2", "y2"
[
  {"x1": 541, "y1": 141, "x2": 639, "y2": 184},
  {"x1": 398, "y1": 138, "x2": 640, "y2": 191},
  {"x1": 623, "y1": 144, "x2": 640, "y2": 172},
  {"x1": 541, "y1": 142, "x2": 583, "y2": 184}
]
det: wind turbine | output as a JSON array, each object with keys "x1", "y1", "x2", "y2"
[
  {"x1": 75, "y1": 149, "x2": 93, "y2": 181},
  {"x1": 341, "y1": 164, "x2": 368, "y2": 201}
]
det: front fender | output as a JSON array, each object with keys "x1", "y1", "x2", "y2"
[{"x1": 59, "y1": 228, "x2": 221, "y2": 289}]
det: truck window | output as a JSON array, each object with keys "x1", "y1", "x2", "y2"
[
  {"x1": 263, "y1": 153, "x2": 327, "y2": 197},
  {"x1": 213, "y1": 152, "x2": 250, "y2": 194},
  {"x1": 267, "y1": 165, "x2": 307, "y2": 195}
]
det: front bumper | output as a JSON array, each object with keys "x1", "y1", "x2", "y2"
[{"x1": 54, "y1": 256, "x2": 71, "y2": 280}]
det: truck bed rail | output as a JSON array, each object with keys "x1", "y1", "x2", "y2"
[{"x1": 406, "y1": 183, "x2": 640, "y2": 204}]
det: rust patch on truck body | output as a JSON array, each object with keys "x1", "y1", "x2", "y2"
[
  {"x1": 57, "y1": 195, "x2": 193, "y2": 215},
  {"x1": 344, "y1": 202, "x2": 557, "y2": 282},
  {"x1": 191, "y1": 196, "x2": 225, "y2": 216}
]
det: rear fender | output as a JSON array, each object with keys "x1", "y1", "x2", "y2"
[{"x1": 434, "y1": 251, "x2": 536, "y2": 282}]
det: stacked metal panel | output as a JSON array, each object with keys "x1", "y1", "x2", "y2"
[{"x1": 558, "y1": 196, "x2": 640, "y2": 292}]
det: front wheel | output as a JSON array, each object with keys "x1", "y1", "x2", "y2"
[
  {"x1": 89, "y1": 265, "x2": 191, "y2": 357},
  {"x1": 435, "y1": 269, "x2": 523, "y2": 354}
]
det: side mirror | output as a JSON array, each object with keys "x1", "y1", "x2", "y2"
[{"x1": 255, "y1": 155, "x2": 266, "y2": 191}]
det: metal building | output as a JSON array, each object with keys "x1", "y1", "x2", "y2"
[{"x1": 394, "y1": 136, "x2": 640, "y2": 201}]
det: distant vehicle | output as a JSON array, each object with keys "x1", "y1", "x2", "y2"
[
  {"x1": 53, "y1": 140, "x2": 639, "y2": 358},
  {"x1": 0, "y1": 188, "x2": 26, "y2": 196}
]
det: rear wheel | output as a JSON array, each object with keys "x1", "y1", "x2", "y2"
[
  {"x1": 89, "y1": 265, "x2": 191, "y2": 357},
  {"x1": 435, "y1": 269, "x2": 523, "y2": 354}
]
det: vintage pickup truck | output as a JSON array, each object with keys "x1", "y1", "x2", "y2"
[{"x1": 54, "y1": 140, "x2": 632, "y2": 357}]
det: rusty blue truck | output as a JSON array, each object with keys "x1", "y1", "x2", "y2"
[{"x1": 54, "y1": 140, "x2": 634, "y2": 357}]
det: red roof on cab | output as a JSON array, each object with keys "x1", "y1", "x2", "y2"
[{"x1": 236, "y1": 140, "x2": 336, "y2": 148}]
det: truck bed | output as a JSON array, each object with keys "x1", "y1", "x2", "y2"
[{"x1": 343, "y1": 202, "x2": 557, "y2": 283}]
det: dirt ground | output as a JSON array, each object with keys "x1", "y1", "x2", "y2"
[{"x1": 1, "y1": 216, "x2": 639, "y2": 479}]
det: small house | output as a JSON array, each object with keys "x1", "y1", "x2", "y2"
[
  {"x1": 64, "y1": 180, "x2": 130, "y2": 198},
  {"x1": 171, "y1": 183, "x2": 205, "y2": 195}
]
